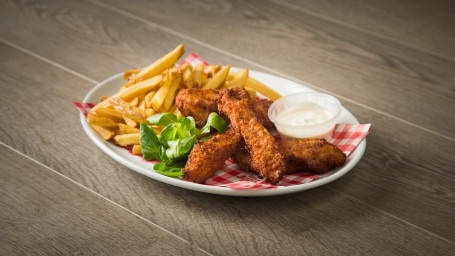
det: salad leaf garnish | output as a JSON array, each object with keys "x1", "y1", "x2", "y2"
[
  {"x1": 200, "y1": 112, "x2": 227, "y2": 134},
  {"x1": 139, "y1": 123, "x2": 161, "y2": 161},
  {"x1": 140, "y1": 112, "x2": 227, "y2": 177}
]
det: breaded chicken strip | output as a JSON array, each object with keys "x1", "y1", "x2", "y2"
[
  {"x1": 279, "y1": 138, "x2": 346, "y2": 174},
  {"x1": 175, "y1": 88, "x2": 220, "y2": 128},
  {"x1": 250, "y1": 97, "x2": 274, "y2": 128},
  {"x1": 183, "y1": 127, "x2": 242, "y2": 183},
  {"x1": 175, "y1": 88, "x2": 274, "y2": 129},
  {"x1": 218, "y1": 88, "x2": 285, "y2": 185},
  {"x1": 232, "y1": 138, "x2": 346, "y2": 174}
]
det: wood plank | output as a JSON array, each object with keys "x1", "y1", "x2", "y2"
[
  {"x1": 0, "y1": 37, "x2": 454, "y2": 254},
  {"x1": 0, "y1": 145, "x2": 205, "y2": 255},
  {"x1": 91, "y1": 0, "x2": 455, "y2": 138},
  {"x1": 279, "y1": 0, "x2": 455, "y2": 59}
]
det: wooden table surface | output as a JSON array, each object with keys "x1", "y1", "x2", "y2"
[{"x1": 1, "y1": 0, "x2": 454, "y2": 255}]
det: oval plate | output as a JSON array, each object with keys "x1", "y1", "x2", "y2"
[{"x1": 80, "y1": 68, "x2": 366, "y2": 196}]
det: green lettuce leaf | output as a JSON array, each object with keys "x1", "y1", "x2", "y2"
[
  {"x1": 139, "y1": 123, "x2": 161, "y2": 161},
  {"x1": 200, "y1": 112, "x2": 227, "y2": 134},
  {"x1": 146, "y1": 113, "x2": 177, "y2": 126}
]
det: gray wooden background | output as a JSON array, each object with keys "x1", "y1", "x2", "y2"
[{"x1": 1, "y1": 0, "x2": 454, "y2": 255}]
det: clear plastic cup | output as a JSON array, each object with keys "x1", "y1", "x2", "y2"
[{"x1": 268, "y1": 92, "x2": 342, "y2": 141}]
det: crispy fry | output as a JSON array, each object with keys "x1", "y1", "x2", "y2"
[
  {"x1": 120, "y1": 75, "x2": 162, "y2": 101},
  {"x1": 145, "y1": 108, "x2": 156, "y2": 117},
  {"x1": 93, "y1": 108, "x2": 123, "y2": 122},
  {"x1": 91, "y1": 125, "x2": 115, "y2": 140},
  {"x1": 137, "y1": 95, "x2": 146, "y2": 110},
  {"x1": 162, "y1": 71, "x2": 181, "y2": 111},
  {"x1": 244, "y1": 86, "x2": 256, "y2": 98},
  {"x1": 207, "y1": 64, "x2": 222, "y2": 78},
  {"x1": 123, "y1": 69, "x2": 142, "y2": 82},
  {"x1": 129, "y1": 96, "x2": 139, "y2": 106},
  {"x1": 87, "y1": 114, "x2": 118, "y2": 128},
  {"x1": 123, "y1": 116, "x2": 138, "y2": 127},
  {"x1": 192, "y1": 64, "x2": 204, "y2": 88},
  {"x1": 224, "y1": 69, "x2": 248, "y2": 88},
  {"x1": 151, "y1": 72, "x2": 172, "y2": 110},
  {"x1": 132, "y1": 145, "x2": 142, "y2": 155},
  {"x1": 244, "y1": 77, "x2": 282, "y2": 101},
  {"x1": 132, "y1": 44, "x2": 184, "y2": 83},
  {"x1": 144, "y1": 90, "x2": 156, "y2": 108},
  {"x1": 181, "y1": 63, "x2": 195, "y2": 88},
  {"x1": 202, "y1": 65, "x2": 230, "y2": 89},
  {"x1": 109, "y1": 97, "x2": 147, "y2": 124},
  {"x1": 113, "y1": 133, "x2": 140, "y2": 146},
  {"x1": 118, "y1": 123, "x2": 140, "y2": 134}
]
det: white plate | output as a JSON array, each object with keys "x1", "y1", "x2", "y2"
[{"x1": 80, "y1": 68, "x2": 366, "y2": 196}]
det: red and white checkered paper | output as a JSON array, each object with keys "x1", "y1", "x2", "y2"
[{"x1": 75, "y1": 53, "x2": 371, "y2": 190}]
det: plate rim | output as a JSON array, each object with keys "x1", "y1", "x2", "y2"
[{"x1": 80, "y1": 70, "x2": 366, "y2": 197}]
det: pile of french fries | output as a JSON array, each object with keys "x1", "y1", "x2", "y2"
[{"x1": 87, "y1": 44, "x2": 281, "y2": 155}]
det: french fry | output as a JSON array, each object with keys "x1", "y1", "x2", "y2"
[
  {"x1": 244, "y1": 77, "x2": 282, "y2": 101},
  {"x1": 109, "y1": 97, "x2": 147, "y2": 124},
  {"x1": 87, "y1": 114, "x2": 118, "y2": 128},
  {"x1": 132, "y1": 145, "x2": 142, "y2": 155},
  {"x1": 123, "y1": 69, "x2": 142, "y2": 82},
  {"x1": 202, "y1": 65, "x2": 230, "y2": 89},
  {"x1": 192, "y1": 64, "x2": 204, "y2": 88},
  {"x1": 180, "y1": 63, "x2": 195, "y2": 88},
  {"x1": 132, "y1": 44, "x2": 184, "y2": 83},
  {"x1": 174, "y1": 107, "x2": 184, "y2": 119},
  {"x1": 145, "y1": 108, "x2": 156, "y2": 117},
  {"x1": 91, "y1": 125, "x2": 115, "y2": 140},
  {"x1": 244, "y1": 86, "x2": 257, "y2": 98},
  {"x1": 123, "y1": 116, "x2": 138, "y2": 127},
  {"x1": 120, "y1": 75, "x2": 162, "y2": 101},
  {"x1": 129, "y1": 96, "x2": 139, "y2": 106},
  {"x1": 144, "y1": 90, "x2": 156, "y2": 108},
  {"x1": 113, "y1": 133, "x2": 140, "y2": 146},
  {"x1": 118, "y1": 123, "x2": 140, "y2": 134},
  {"x1": 224, "y1": 69, "x2": 248, "y2": 88},
  {"x1": 151, "y1": 72, "x2": 172, "y2": 110},
  {"x1": 93, "y1": 108, "x2": 123, "y2": 122},
  {"x1": 137, "y1": 95, "x2": 146, "y2": 110},
  {"x1": 207, "y1": 64, "x2": 221, "y2": 78},
  {"x1": 162, "y1": 72, "x2": 182, "y2": 111}
]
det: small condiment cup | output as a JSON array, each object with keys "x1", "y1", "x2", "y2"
[{"x1": 268, "y1": 92, "x2": 342, "y2": 141}]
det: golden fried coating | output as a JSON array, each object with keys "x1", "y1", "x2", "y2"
[
  {"x1": 175, "y1": 88, "x2": 220, "y2": 128},
  {"x1": 279, "y1": 138, "x2": 346, "y2": 174},
  {"x1": 250, "y1": 97, "x2": 274, "y2": 129},
  {"x1": 176, "y1": 88, "x2": 274, "y2": 129},
  {"x1": 232, "y1": 138, "x2": 346, "y2": 174},
  {"x1": 218, "y1": 88, "x2": 285, "y2": 185},
  {"x1": 231, "y1": 147, "x2": 252, "y2": 172},
  {"x1": 183, "y1": 127, "x2": 242, "y2": 183}
]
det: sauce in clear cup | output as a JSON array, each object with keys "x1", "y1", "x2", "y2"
[{"x1": 268, "y1": 92, "x2": 341, "y2": 141}]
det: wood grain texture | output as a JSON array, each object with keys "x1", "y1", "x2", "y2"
[
  {"x1": 0, "y1": 145, "x2": 205, "y2": 255},
  {"x1": 96, "y1": 0, "x2": 455, "y2": 138},
  {"x1": 1, "y1": 29, "x2": 455, "y2": 255},
  {"x1": 1, "y1": 0, "x2": 455, "y2": 255},
  {"x1": 280, "y1": 0, "x2": 455, "y2": 59}
]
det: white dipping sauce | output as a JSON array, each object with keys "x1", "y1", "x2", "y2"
[
  {"x1": 275, "y1": 102, "x2": 335, "y2": 140},
  {"x1": 277, "y1": 102, "x2": 333, "y2": 126}
]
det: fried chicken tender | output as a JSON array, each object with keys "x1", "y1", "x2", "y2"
[
  {"x1": 183, "y1": 127, "x2": 242, "y2": 183},
  {"x1": 232, "y1": 138, "x2": 346, "y2": 174},
  {"x1": 279, "y1": 138, "x2": 346, "y2": 174},
  {"x1": 175, "y1": 88, "x2": 220, "y2": 128},
  {"x1": 175, "y1": 88, "x2": 274, "y2": 129},
  {"x1": 250, "y1": 97, "x2": 274, "y2": 128},
  {"x1": 218, "y1": 88, "x2": 285, "y2": 185}
]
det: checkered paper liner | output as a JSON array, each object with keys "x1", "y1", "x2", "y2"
[{"x1": 75, "y1": 53, "x2": 371, "y2": 190}]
